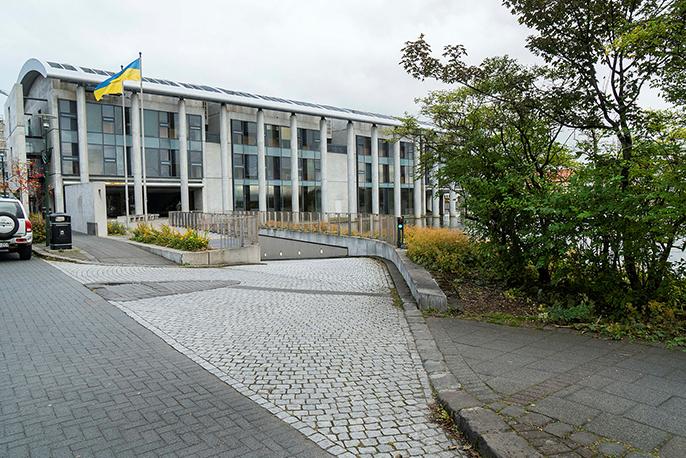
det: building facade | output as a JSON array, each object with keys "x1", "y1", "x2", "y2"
[{"x1": 4, "y1": 58, "x2": 457, "y2": 220}]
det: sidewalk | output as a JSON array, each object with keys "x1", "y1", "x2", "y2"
[
  {"x1": 428, "y1": 318, "x2": 686, "y2": 457},
  {"x1": 34, "y1": 233, "x2": 173, "y2": 266},
  {"x1": 0, "y1": 258, "x2": 325, "y2": 457}
]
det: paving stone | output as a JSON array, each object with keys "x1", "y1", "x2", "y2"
[
  {"x1": 569, "y1": 431, "x2": 598, "y2": 446},
  {"x1": 597, "y1": 442, "x2": 626, "y2": 456},
  {"x1": 520, "y1": 412, "x2": 554, "y2": 427},
  {"x1": 426, "y1": 309, "x2": 686, "y2": 458},
  {"x1": 544, "y1": 422, "x2": 575, "y2": 438},
  {"x1": 625, "y1": 404, "x2": 686, "y2": 436},
  {"x1": 479, "y1": 432, "x2": 543, "y2": 458},
  {"x1": 660, "y1": 435, "x2": 686, "y2": 458},
  {"x1": 531, "y1": 396, "x2": 599, "y2": 426},
  {"x1": 0, "y1": 258, "x2": 325, "y2": 457},
  {"x1": 51, "y1": 257, "x2": 467, "y2": 456},
  {"x1": 586, "y1": 413, "x2": 670, "y2": 451},
  {"x1": 500, "y1": 405, "x2": 527, "y2": 418},
  {"x1": 564, "y1": 387, "x2": 636, "y2": 415}
]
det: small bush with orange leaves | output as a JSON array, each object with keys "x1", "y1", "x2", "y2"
[{"x1": 405, "y1": 226, "x2": 478, "y2": 278}]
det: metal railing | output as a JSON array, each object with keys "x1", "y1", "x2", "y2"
[
  {"x1": 169, "y1": 211, "x2": 259, "y2": 249},
  {"x1": 170, "y1": 210, "x2": 466, "y2": 249},
  {"x1": 256, "y1": 211, "x2": 400, "y2": 246}
]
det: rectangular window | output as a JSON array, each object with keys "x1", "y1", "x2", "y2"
[
  {"x1": 266, "y1": 124, "x2": 281, "y2": 147},
  {"x1": 245, "y1": 154, "x2": 258, "y2": 179},
  {"x1": 144, "y1": 110, "x2": 158, "y2": 137},
  {"x1": 59, "y1": 99, "x2": 79, "y2": 175}
]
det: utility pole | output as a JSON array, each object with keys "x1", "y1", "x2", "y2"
[{"x1": 0, "y1": 150, "x2": 7, "y2": 198}]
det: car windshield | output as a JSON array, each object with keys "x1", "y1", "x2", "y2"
[{"x1": 0, "y1": 201, "x2": 24, "y2": 219}]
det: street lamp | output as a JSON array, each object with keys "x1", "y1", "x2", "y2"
[{"x1": 36, "y1": 113, "x2": 57, "y2": 246}]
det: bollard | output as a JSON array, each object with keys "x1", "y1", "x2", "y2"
[{"x1": 397, "y1": 216, "x2": 405, "y2": 248}]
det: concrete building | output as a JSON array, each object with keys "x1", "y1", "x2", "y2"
[{"x1": 4, "y1": 58, "x2": 456, "y2": 219}]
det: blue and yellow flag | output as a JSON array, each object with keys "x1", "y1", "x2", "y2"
[{"x1": 94, "y1": 58, "x2": 142, "y2": 101}]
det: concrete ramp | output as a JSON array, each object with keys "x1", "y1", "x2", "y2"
[{"x1": 259, "y1": 235, "x2": 348, "y2": 260}]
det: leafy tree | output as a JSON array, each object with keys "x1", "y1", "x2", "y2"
[
  {"x1": 396, "y1": 56, "x2": 574, "y2": 285},
  {"x1": 400, "y1": 1, "x2": 686, "y2": 311},
  {"x1": 501, "y1": 0, "x2": 685, "y2": 290}
]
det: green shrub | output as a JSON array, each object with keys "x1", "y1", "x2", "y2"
[
  {"x1": 29, "y1": 212, "x2": 46, "y2": 243},
  {"x1": 131, "y1": 223, "x2": 209, "y2": 252},
  {"x1": 539, "y1": 297, "x2": 595, "y2": 324},
  {"x1": 107, "y1": 221, "x2": 127, "y2": 236}
]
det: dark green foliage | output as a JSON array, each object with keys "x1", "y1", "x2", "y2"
[{"x1": 397, "y1": 0, "x2": 686, "y2": 335}]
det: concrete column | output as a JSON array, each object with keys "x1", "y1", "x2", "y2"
[
  {"x1": 76, "y1": 85, "x2": 89, "y2": 183},
  {"x1": 421, "y1": 178, "x2": 427, "y2": 217},
  {"x1": 449, "y1": 189, "x2": 457, "y2": 217},
  {"x1": 413, "y1": 142, "x2": 422, "y2": 219},
  {"x1": 432, "y1": 164, "x2": 441, "y2": 227},
  {"x1": 371, "y1": 125, "x2": 379, "y2": 214},
  {"x1": 257, "y1": 109, "x2": 267, "y2": 211},
  {"x1": 346, "y1": 121, "x2": 357, "y2": 214},
  {"x1": 393, "y1": 140, "x2": 401, "y2": 217},
  {"x1": 290, "y1": 113, "x2": 299, "y2": 212},
  {"x1": 319, "y1": 117, "x2": 328, "y2": 213},
  {"x1": 130, "y1": 93, "x2": 143, "y2": 214},
  {"x1": 178, "y1": 99, "x2": 189, "y2": 212},
  {"x1": 219, "y1": 104, "x2": 233, "y2": 211},
  {"x1": 48, "y1": 92, "x2": 64, "y2": 212}
]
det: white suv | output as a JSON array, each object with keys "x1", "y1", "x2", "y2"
[{"x1": 0, "y1": 197, "x2": 33, "y2": 260}]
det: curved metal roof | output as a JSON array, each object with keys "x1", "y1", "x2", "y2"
[{"x1": 18, "y1": 58, "x2": 411, "y2": 127}]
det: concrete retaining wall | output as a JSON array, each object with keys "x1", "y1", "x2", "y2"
[
  {"x1": 64, "y1": 182, "x2": 107, "y2": 236},
  {"x1": 259, "y1": 235, "x2": 348, "y2": 260},
  {"x1": 126, "y1": 240, "x2": 260, "y2": 266},
  {"x1": 259, "y1": 228, "x2": 448, "y2": 311}
]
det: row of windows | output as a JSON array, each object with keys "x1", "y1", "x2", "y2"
[
  {"x1": 358, "y1": 188, "x2": 415, "y2": 215},
  {"x1": 60, "y1": 100, "x2": 204, "y2": 178},
  {"x1": 233, "y1": 154, "x2": 321, "y2": 182},
  {"x1": 233, "y1": 120, "x2": 321, "y2": 151},
  {"x1": 356, "y1": 136, "x2": 415, "y2": 159},
  {"x1": 234, "y1": 184, "x2": 320, "y2": 212}
]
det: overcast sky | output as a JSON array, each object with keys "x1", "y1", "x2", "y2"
[{"x1": 1, "y1": 0, "x2": 538, "y2": 116}]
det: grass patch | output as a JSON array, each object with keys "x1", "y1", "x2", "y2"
[
  {"x1": 462, "y1": 311, "x2": 542, "y2": 328},
  {"x1": 390, "y1": 288, "x2": 403, "y2": 309}
]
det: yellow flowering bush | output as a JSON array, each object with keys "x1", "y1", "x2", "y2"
[
  {"x1": 131, "y1": 224, "x2": 209, "y2": 252},
  {"x1": 405, "y1": 227, "x2": 476, "y2": 277}
]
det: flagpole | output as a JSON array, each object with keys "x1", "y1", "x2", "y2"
[
  {"x1": 139, "y1": 51, "x2": 148, "y2": 222},
  {"x1": 120, "y1": 65, "x2": 130, "y2": 230}
]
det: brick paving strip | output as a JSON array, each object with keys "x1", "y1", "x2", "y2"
[
  {"x1": 52, "y1": 258, "x2": 468, "y2": 457},
  {"x1": 0, "y1": 258, "x2": 327, "y2": 457},
  {"x1": 424, "y1": 312, "x2": 686, "y2": 457}
]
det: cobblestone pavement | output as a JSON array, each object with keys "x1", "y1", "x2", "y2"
[
  {"x1": 53, "y1": 258, "x2": 465, "y2": 457},
  {"x1": 428, "y1": 318, "x2": 686, "y2": 457},
  {"x1": 0, "y1": 256, "x2": 325, "y2": 457}
]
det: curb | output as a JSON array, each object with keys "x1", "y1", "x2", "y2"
[
  {"x1": 32, "y1": 245, "x2": 97, "y2": 264},
  {"x1": 382, "y1": 259, "x2": 542, "y2": 458}
]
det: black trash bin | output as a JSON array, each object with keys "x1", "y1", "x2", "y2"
[{"x1": 49, "y1": 213, "x2": 72, "y2": 249}]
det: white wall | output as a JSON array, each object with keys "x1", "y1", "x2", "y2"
[
  {"x1": 64, "y1": 182, "x2": 107, "y2": 236},
  {"x1": 327, "y1": 152, "x2": 348, "y2": 213},
  {"x1": 203, "y1": 142, "x2": 223, "y2": 212}
]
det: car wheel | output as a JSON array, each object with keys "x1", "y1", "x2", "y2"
[
  {"x1": 0, "y1": 212, "x2": 19, "y2": 240},
  {"x1": 18, "y1": 245, "x2": 32, "y2": 260}
]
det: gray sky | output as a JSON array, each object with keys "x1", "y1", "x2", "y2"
[{"x1": 1, "y1": 0, "x2": 534, "y2": 116}]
